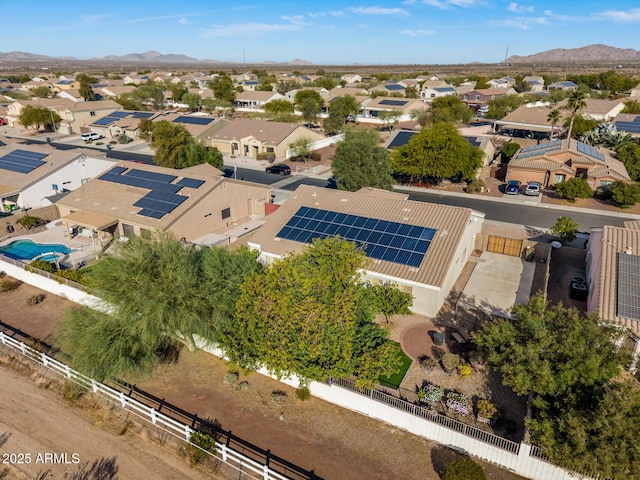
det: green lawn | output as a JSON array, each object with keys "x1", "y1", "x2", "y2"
[{"x1": 378, "y1": 341, "x2": 412, "y2": 389}]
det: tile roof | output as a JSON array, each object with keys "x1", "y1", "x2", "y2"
[
  {"x1": 208, "y1": 119, "x2": 321, "y2": 146},
  {"x1": 243, "y1": 185, "x2": 483, "y2": 289}
]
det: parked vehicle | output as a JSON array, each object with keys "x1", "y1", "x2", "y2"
[
  {"x1": 505, "y1": 180, "x2": 521, "y2": 195},
  {"x1": 265, "y1": 164, "x2": 291, "y2": 176},
  {"x1": 524, "y1": 181, "x2": 541, "y2": 196},
  {"x1": 80, "y1": 132, "x2": 102, "y2": 141}
]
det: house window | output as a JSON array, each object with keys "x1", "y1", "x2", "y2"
[
  {"x1": 475, "y1": 95, "x2": 480, "y2": 101},
  {"x1": 554, "y1": 174, "x2": 566, "y2": 184},
  {"x1": 598, "y1": 180, "x2": 612, "y2": 189},
  {"x1": 575, "y1": 168, "x2": 588, "y2": 179},
  {"x1": 266, "y1": 147, "x2": 274, "y2": 153},
  {"x1": 463, "y1": 95, "x2": 469, "y2": 101},
  {"x1": 90, "y1": 111, "x2": 96, "y2": 117},
  {"x1": 81, "y1": 178, "x2": 90, "y2": 185},
  {"x1": 122, "y1": 224, "x2": 135, "y2": 237},
  {"x1": 221, "y1": 207, "x2": 231, "y2": 220}
]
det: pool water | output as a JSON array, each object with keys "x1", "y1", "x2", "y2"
[{"x1": 0, "y1": 239, "x2": 72, "y2": 262}]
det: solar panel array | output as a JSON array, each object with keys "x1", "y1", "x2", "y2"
[
  {"x1": 379, "y1": 99, "x2": 408, "y2": 107},
  {"x1": 132, "y1": 112, "x2": 154, "y2": 119},
  {"x1": 615, "y1": 117, "x2": 640, "y2": 134},
  {"x1": 516, "y1": 140, "x2": 563, "y2": 159},
  {"x1": 0, "y1": 149, "x2": 48, "y2": 174},
  {"x1": 108, "y1": 111, "x2": 130, "y2": 118},
  {"x1": 98, "y1": 167, "x2": 205, "y2": 219},
  {"x1": 93, "y1": 116, "x2": 119, "y2": 126},
  {"x1": 617, "y1": 253, "x2": 640, "y2": 322},
  {"x1": 388, "y1": 131, "x2": 417, "y2": 149},
  {"x1": 276, "y1": 206, "x2": 437, "y2": 268},
  {"x1": 385, "y1": 84, "x2": 405, "y2": 91},
  {"x1": 172, "y1": 116, "x2": 215, "y2": 126},
  {"x1": 576, "y1": 141, "x2": 605, "y2": 162}
]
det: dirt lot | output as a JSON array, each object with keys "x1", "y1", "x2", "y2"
[{"x1": 0, "y1": 280, "x2": 527, "y2": 480}]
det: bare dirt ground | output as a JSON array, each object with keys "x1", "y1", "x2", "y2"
[
  {"x1": 0, "y1": 356, "x2": 217, "y2": 480},
  {"x1": 0, "y1": 279, "x2": 527, "y2": 480}
]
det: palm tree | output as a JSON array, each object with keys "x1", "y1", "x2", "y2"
[
  {"x1": 566, "y1": 90, "x2": 587, "y2": 141},
  {"x1": 547, "y1": 109, "x2": 561, "y2": 140}
]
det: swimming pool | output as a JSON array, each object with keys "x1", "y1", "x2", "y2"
[{"x1": 0, "y1": 239, "x2": 72, "y2": 262}]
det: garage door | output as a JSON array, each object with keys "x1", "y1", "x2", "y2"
[{"x1": 487, "y1": 236, "x2": 523, "y2": 257}]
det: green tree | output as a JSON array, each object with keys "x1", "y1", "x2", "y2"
[
  {"x1": 404, "y1": 85, "x2": 419, "y2": 98},
  {"x1": 500, "y1": 141, "x2": 520, "y2": 162},
  {"x1": 201, "y1": 98, "x2": 234, "y2": 115},
  {"x1": 166, "y1": 81, "x2": 188, "y2": 103},
  {"x1": 566, "y1": 90, "x2": 587, "y2": 140},
  {"x1": 324, "y1": 95, "x2": 360, "y2": 135},
  {"x1": 622, "y1": 100, "x2": 640, "y2": 114},
  {"x1": 377, "y1": 109, "x2": 401, "y2": 131},
  {"x1": 550, "y1": 216, "x2": 579, "y2": 244},
  {"x1": 133, "y1": 83, "x2": 165, "y2": 110},
  {"x1": 294, "y1": 89, "x2": 324, "y2": 125},
  {"x1": 181, "y1": 92, "x2": 201, "y2": 111},
  {"x1": 485, "y1": 95, "x2": 525, "y2": 120},
  {"x1": 18, "y1": 105, "x2": 60, "y2": 132},
  {"x1": 289, "y1": 136, "x2": 313, "y2": 165},
  {"x1": 256, "y1": 79, "x2": 274, "y2": 91},
  {"x1": 332, "y1": 128, "x2": 394, "y2": 191},
  {"x1": 610, "y1": 181, "x2": 640, "y2": 207},
  {"x1": 77, "y1": 73, "x2": 97, "y2": 101},
  {"x1": 554, "y1": 177, "x2": 593, "y2": 202},
  {"x1": 391, "y1": 122, "x2": 482, "y2": 182},
  {"x1": 431, "y1": 96, "x2": 472, "y2": 124},
  {"x1": 370, "y1": 282, "x2": 413, "y2": 323},
  {"x1": 264, "y1": 99, "x2": 294, "y2": 116},
  {"x1": 615, "y1": 141, "x2": 640, "y2": 181},
  {"x1": 276, "y1": 79, "x2": 301, "y2": 95},
  {"x1": 222, "y1": 237, "x2": 401, "y2": 388},
  {"x1": 564, "y1": 115, "x2": 599, "y2": 139},
  {"x1": 474, "y1": 294, "x2": 625, "y2": 401},
  {"x1": 208, "y1": 75, "x2": 236, "y2": 103},
  {"x1": 410, "y1": 108, "x2": 431, "y2": 128},
  {"x1": 31, "y1": 86, "x2": 51, "y2": 98},
  {"x1": 183, "y1": 141, "x2": 224, "y2": 170},
  {"x1": 547, "y1": 109, "x2": 561, "y2": 139},
  {"x1": 314, "y1": 76, "x2": 337, "y2": 90},
  {"x1": 55, "y1": 234, "x2": 260, "y2": 381},
  {"x1": 150, "y1": 121, "x2": 194, "y2": 168}
]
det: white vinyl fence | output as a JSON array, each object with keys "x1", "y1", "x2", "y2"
[{"x1": 0, "y1": 256, "x2": 598, "y2": 480}]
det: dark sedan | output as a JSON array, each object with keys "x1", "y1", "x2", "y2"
[{"x1": 265, "y1": 164, "x2": 291, "y2": 175}]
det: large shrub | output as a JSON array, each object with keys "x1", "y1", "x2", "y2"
[
  {"x1": 555, "y1": 177, "x2": 593, "y2": 202},
  {"x1": 442, "y1": 458, "x2": 487, "y2": 480},
  {"x1": 610, "y1": 181, "x2": 640, "y2": 207}
]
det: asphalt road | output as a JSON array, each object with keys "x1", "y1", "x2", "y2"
[{"x1": 21, "y1": 138, "x2": 634, "y2": 230}]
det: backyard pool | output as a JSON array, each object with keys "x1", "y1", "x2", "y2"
[{"x1": 0, "y1": 239, "x2": 72, "y2": 262}]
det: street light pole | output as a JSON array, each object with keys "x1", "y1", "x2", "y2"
[{"x1": 50, "y1": 109, "x2": 56, "y2": 134}]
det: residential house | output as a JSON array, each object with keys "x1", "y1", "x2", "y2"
[
  {"x1": 0, "y1": 144, "x2": 115, "y2": 211},
  {"x1": 56, "y1": 89, "x2": 84, "y2": 102},
  {"x1": 123, "y1": 73, "x2": 150, "y2": 85},
  {"x1": 99, "y1": 85, "x2": 137, "y2": 99},
  {"x1": 586, "y1": 222, "x2": 640, "y2": 336},
  {"x1": 359, "y1": 97, "x2": 426, "y2": 123},
  {"x1": 242, "y1": 185, "x2": 485, "y2": 317},
  {"x1": 340, "y1": 74, "x2": 362, "y2": 85},
  {"x1": 523, "y1": 76, "x2": 545, "y2": 92},
  {"x1": 54, "y1": 79, "x2": 77, "y2": 92},
  {"x1": 55, "y1": 162, "x2": 272, "y2": 246},
  {"x1": 547, "y1": 81, "x2": 578, "y2": 91},
  {"x1": 556, "y1": 98, "x2": 626, "y2": 122},
  {"x1": 461, "y1": 88, "x2": 517, "y2": 108},
  {"x1": 235, "y1": 90, "x2": 285, "y2": 110},
  {"x1": 369, "y1": 82, "x2": 406, "y2": 96},
  {"x1": 488, "y1": 76, "x2": 516, "y2": 89},
  {"x1": 420, "y1": 84, "x2": 457, "y2": 102},
  {"x1": 283, "y1": 87, "x2": 329, "y2": 103},
  {"x1": 163, "y1": 113, "x2": 228, "y2": 144},
  {"x1": 493, "y1": 105, "x2": 570, "y2": 138},
  {"x1": 208, "y1": 119, "x2": 324, "y2": 160},
  {"x1": 506, "y1": 138, "x2": 630, "y2": 190},
  {"x1": 88, "y1": 110, "x2": 161, "y2": 140},
  {"x1": 613, "y1": 113, "x2": 640, "y2": 137}
]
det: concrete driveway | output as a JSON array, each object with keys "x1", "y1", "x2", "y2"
[{"x1": 460, "y1": 251, "x2": 534, "y2": 318}]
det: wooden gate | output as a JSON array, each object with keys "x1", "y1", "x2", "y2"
[{"x1": 486, "y1": 235, "x2": 523, "y2": 257}]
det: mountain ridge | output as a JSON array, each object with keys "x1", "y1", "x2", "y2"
[{"x1": 506, "y1": 44, "x2": 640, "y2": 64}]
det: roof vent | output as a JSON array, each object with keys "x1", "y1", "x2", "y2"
[{"x1": 625, "y1": 247, "x2": 633, "y2": 255}]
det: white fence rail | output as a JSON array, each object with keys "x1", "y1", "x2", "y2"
[
  {"x1": 0, "y1": 257, "x2": 598, "y2": 480},
  {"x1": 0, "y1": 331, "x2": 294, "y2": 480}
]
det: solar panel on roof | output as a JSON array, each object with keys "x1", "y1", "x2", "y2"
[
  {"x1": 125, "y1": 169, "x2": 177, "y2": 184},
  {"x1": 379, "y1": 99, "x2": 408, "y2": 107},
  {"x1": 0, "y1": 149, "x2": 47, "y2": 174},
  {"x1": 617, "y1": 253, "x2": 640, "y2": 322},
  {"x1": 388, "y1": 131, "x2": 417, "y2": 149},
  {"x1": 172, "y1": 116, "x2": 215, "y2": 126},
  {"x1": 177, "y1": 177, "x2": 205, "y2": 189},
  {"x1": 385, "y1": 84, "x2": 405, "y2": 91},
  {"x1": 108, "y1": 111, "x2": 130, "y2": 118},
  {"x1": 616, "y1": 121, "x2": 640, "y2": 134},
  {"x1": 93, "y1": 117, "x2": 118, "y2": 126},
  {"x1": 276, "y1": 206, "x2": 437, "y2": 268},
  {"x1": 132, "y1": 112, "x2": 154, "y2": 119},
  {"x1": 138, "y1": 209, "x2": 165, "y2": 219},
  {"x1": 99, "y1": 169, "x2": 182, "y2": 194},
  {"x1": 109, "y1": 166, "x2": 127, "y2": 175},
  {"x1": 576, "y1": 141, "x2": 605, "y2": 162}
]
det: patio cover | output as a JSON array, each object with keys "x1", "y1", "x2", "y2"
[{"x1": 62, "y1": 211, "x2": 118, "y2": 231}]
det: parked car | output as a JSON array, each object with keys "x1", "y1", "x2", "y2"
[
  {"x1": 80, "y1": 132, "x2": 102, "y2": 141},
  {"x1": 265, "y1": 164, "x2": 291, "y2": 176},
  {"x1": 524, "y1": 181, "x2": 541, "y2": 196},
  {"x1": 505, "y1": 180, "x2": 521, "y2": 195}
]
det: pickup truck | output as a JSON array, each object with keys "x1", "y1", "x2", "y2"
[{"x1": 80, "y1": 132, "x2": 102, "y2": 141}]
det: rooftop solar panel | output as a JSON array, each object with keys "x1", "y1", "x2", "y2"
[
  {"x1": 276, "y1": 206, "x2": 436, "y2": 268},
  {"x1": 0, "y1": 149, "x2": 47, "y2": 174},
  {"x1": 125, "y1": 168, "x2": 177, "y2": 184},
  {"x1": 576, "y1": 141, "x2": 605, "y2": 162},
  {"x1": 379, "y1": 99, "x2": 408, "y2": 107},
  {"x1": 109, "y1": 166, "x2": 128, "y2": 175},
  {"x1": 616, "y1": 121, "x2": 640, "y2": 134},
  {"x1": 132, "y1": 112, "x2": 154, "y2": 119},
  {"x1": 93, "y1": 117, "x2": 118, "y2": 126},
  {"x1": 172, "y1": 116, "x2": 215, "y2": 126},
  {"x1": 385, "y1": 84, "x2": 405, "y2": 91},
  {"x1": 108, "y1": 111, "x2": 130, "y2": 118},
  {"x1": 138, "y1": 208, "x2": 165, "y2": 219},
  {"x1": 388, "y1": 131, "x2": 417, "y2": 149},
  {"x1": 176, "y1": 177, "x2": 205, "y2": 189},
  {"x1": 617, "y1": 253, "x2": 640, "y2": 322}
]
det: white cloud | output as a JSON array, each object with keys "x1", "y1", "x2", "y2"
[
  {"x1": 200, "y1": 17, "x2": 304, "y2": 37},
  {"x1": 595, "y1": 8, "x2": 640, "y2": 23},
  {"x1": 508, "y1": 3, "x2": 534, "y2": 14},
  {"x1": 399, "y1": 28, "x2": 435, "y2": 36},
  {"x1": 492, "y1": 16, "x2": 549, "y2": 29},
  {"x1": 178, "y1": 18, "x2": 188, "y2": 24},
  {"x1": 422, "y1": 0, "x2": 481, "y2": 8},
  {"x1": 348, "y1": 6, "x2": 409, "y2": 16},
  {"x1": 308, "y1": 10, "x2": 344, "y2": 18}
]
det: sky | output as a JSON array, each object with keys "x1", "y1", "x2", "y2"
[{"x1": 2, "y1": 1, "x2": 640, "y2": 65}]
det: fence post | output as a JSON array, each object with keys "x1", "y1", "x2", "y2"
[
  {"x1": 119, "y1": 391, "x2": 127, "y2": 408},
  {"x1": 515, "y1": 442, "x2": 532, "y2": 476},
  {"x1": 220, "y1": 443, "x2": 228, "y2": 462},
  {"x1": 41, "y1": 351, "x2": 48, "y2": 367},
  {"x1": 263, "y1": 463, "x2": 270, "y2": 480}
]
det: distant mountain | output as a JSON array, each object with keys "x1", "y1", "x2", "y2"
[
  {"x1": 92, "y1": 51, "x2": 201, "y2": 63},
  {"x1": 506, "y1": 44, "x2": 640, "y2": 64},
  {"x1": 288, "y1": 58, "x2": 314, "y2": 66},
  {"x1": 0, "y1": 51, "x2": 59, "y2": 62}
]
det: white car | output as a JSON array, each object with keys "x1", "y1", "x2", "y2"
[
  {"x1": 80, "y1": 132, "x2": 102, "y2": 141},
  {"x1": 524, "y1": 182, "x2": 542, "y2": 196}
]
